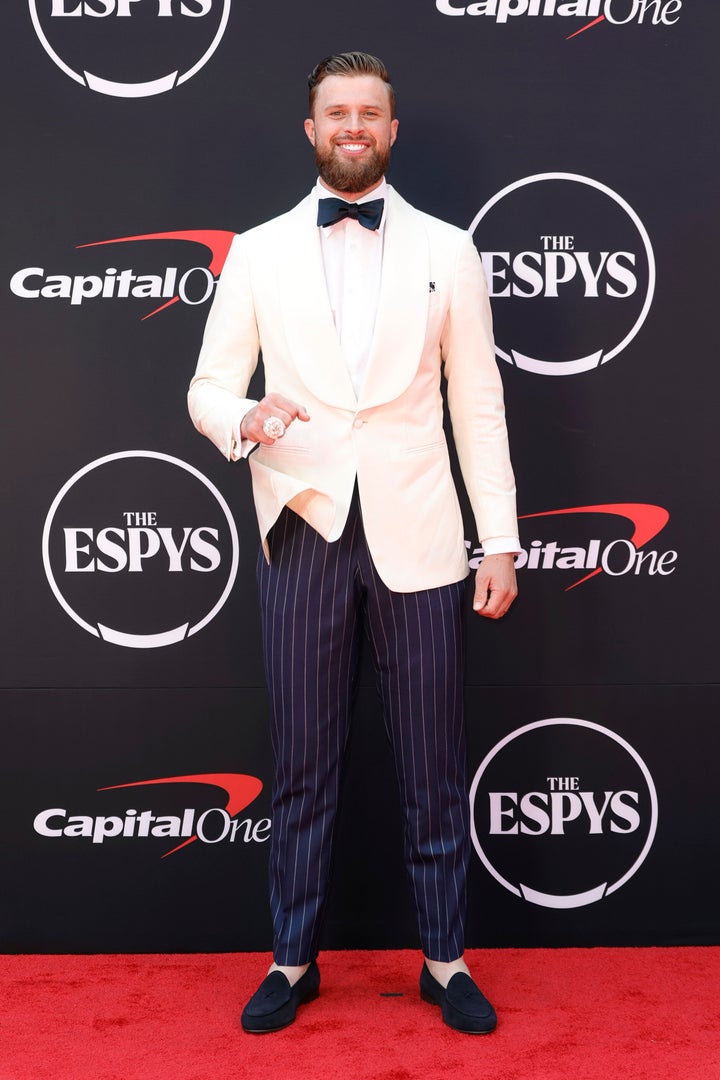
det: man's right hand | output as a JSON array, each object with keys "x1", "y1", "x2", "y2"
[{"x1": 238, "y1": 393, "x2": 311, "y2": 445}]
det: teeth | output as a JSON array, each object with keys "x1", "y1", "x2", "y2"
[{"x1": 339, "y1": 143, "x2": 367, "y2": 152}]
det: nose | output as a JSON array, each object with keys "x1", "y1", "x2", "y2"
[{"x1": 343, "y1": 111, "x2": 365, "y2": 134}]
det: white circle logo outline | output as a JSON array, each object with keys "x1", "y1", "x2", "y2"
[
  {"x1": 42, "y1": 450, "x2": 239, "y2": 648},
  {"x1": 28, "y1": 0, "x2": 231, "y2": 98},
  {"x1": 469, "y1": 717, "x2": 659, "y2": 908},
  {"x1": 468, "y1": 173, "x2": 656, "y2": 376}
]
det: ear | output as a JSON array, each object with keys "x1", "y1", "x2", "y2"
[
  {"x1": 304, "y1": 118, "x2": 315, "y2": 147},
  {"x1": 389, "y1": 118, "x2": 399, "y2": 147}
]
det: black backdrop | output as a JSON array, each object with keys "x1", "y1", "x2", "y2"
[{"x1": 2, "y1": 1, "x2": 718, "y2": 952}]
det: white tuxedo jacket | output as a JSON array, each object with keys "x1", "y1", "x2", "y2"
[{"x1": 188, "y1": 186, "x2": 517, "y2": 593}]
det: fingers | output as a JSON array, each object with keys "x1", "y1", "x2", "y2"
[
  {"x1": 266, "y1": 394, "x2": 311, "y2": 423},
  {"x1": 473, "y1": 556, "x2": 518, "y2": 620},
  {"x1": 474, "y1": 587, "x2": 515, "y2": 619},
  {"x1": 240, "y1": 394, "x2": 310, "y2": 444}
]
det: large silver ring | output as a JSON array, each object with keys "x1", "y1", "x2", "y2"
[{"x1": 262, "y1": 416, "x2": 286, "y2": 439}]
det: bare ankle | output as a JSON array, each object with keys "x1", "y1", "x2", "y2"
[
  {"x1": 269, "y1": 962, "x2": 310, "y2": 986},
  {"x1": 424, "y1": 956, "x2": 470, "y2": 988}
]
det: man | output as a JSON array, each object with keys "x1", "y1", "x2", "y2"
[{"x1": 188, "y1": 52, "x2": 519, "y2": 1035}]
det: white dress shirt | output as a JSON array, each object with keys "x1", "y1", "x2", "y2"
[{"x1": 315, "y1": 178, "x2": 387, "y2": 397}]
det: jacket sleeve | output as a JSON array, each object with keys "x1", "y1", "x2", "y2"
[
  {"x1": 441, "y1": 230, "x2": 519, "y2": 543},
  {"x1": 187, "y1": 234, "x2": 260, "y2": 461}
]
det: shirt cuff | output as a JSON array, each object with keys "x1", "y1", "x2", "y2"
[
  {"x1": 480, "y1": 536, "x2": 522, "y2": 556},
  {"x1": 236, "y1": 437, "x2": 259, "y2": 460}
]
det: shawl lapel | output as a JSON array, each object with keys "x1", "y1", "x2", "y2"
[
  {"x1": 358, "y1": 187, "x2": 430, "y2": 410},
  {"x1": 276, "y1": 194, "x2": 357, "y2": 411}
]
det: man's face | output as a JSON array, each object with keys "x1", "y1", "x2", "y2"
[{"x1": 304, "y1": 74, "x2": 398, "y2": 198}]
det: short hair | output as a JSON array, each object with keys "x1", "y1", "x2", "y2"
[{"x1": 308, "y1": 52, "x2": 395, "y2": 117}]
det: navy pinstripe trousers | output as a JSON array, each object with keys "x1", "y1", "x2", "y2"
[{"x1": 257, "y1": 490, "x2": 469, "y2": 965}]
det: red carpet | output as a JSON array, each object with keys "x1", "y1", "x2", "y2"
[{"x1": 2, "y1": 948, "x2": 719, "y2": 1079}]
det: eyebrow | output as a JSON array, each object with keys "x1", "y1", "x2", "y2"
[{"x1": 322, "y1": 102, "x2": 386, "y2": 111}]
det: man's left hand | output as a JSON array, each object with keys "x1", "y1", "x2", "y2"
[{"x1": 473, "y1": 553, "x2": 518, "y2": 619}]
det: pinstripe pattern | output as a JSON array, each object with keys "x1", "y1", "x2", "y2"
[{"x1": 257, "y1": 491, "x2": 468, "y2": 965}]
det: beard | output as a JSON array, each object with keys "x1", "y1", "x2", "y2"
[{"x1": 314, "y1": 138, "x2": 392, "y2": 194}]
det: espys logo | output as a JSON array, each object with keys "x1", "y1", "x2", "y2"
[
  {"x1": 28, "y1": 0, "x2": 231, "y2": 98},
  {"x1": 469, "y1": 174, "x2": 655, "y2": 375},
  {"x1": 467, "y1": 502, "x2": 676, "y2": 590},
  {"x1": 470, "y1": 718, "x2": 658, "y2": 908},
  {"x1": 10, "y1": 230, "x2": 235, "y2": 320},
  {"x1": 33, "y1": 773, "x2": 268, "y2": 857},
  {"x1": 435, "y1": 0, "x2": 682, "y2": 37},
  {"x1": 42, "y1": 451, "x2": 239, "y2": 648}
]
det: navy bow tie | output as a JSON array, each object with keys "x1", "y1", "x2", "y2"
[{"x1": 317, "y1": 196, "x2": 384, "y2": 231}]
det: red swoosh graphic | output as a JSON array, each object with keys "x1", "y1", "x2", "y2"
[
  {"x1": 518, "y1": 503, "x2": 670, "y2": 590},
  {"x1": 567, "y1": 14, "x2": 606, "y2": 39},
  {"x1": 98, "y1": 772, "x2": 263, "y2": 857},
  {"x1": 77, "y1": 230, "x2": 235, "y2": 320}
]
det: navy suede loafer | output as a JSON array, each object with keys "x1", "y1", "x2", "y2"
[
  {"x1": 420, "y1": 963, "x2": 497, "y2": 1034},
  {"x1": 241, "y1": 961, "x2": 320, "y2": 1033}
]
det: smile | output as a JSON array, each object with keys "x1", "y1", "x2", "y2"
[{"x1": 337, "y1": 143, "x2": 369, "y2": 153}]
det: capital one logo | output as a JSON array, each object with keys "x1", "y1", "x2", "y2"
[
  {"x1": 468, "y1": 502, "x2": 676, "y2": 590},
  {"x1": 34, "y1": 772, "x2": 268, "y2": 857},
  {"x1": 42, "y1": 451, "x2": 239, "y2": 647},
  {"x1": 470, "y1": 718, "x2": 658, "y2": 908},
  {"x1": 436, "y1": 0, "x2": 682, "y2": 37},
  {"x1": 10, "y1": 230, "x2": 235, "y2": 320},
  {"x1": 28, "y1": 0, "x2": 231, "y2": 97},
  {"x1": 470, "y1": 173, "x2": 655, "y2": 375}
]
